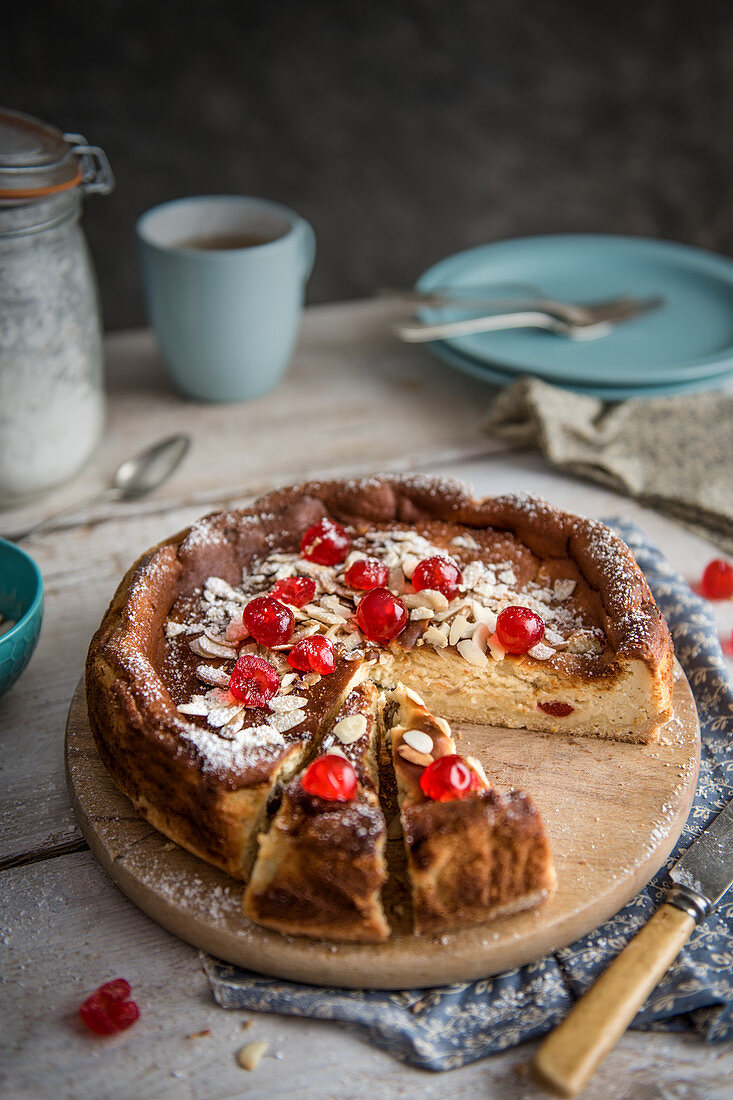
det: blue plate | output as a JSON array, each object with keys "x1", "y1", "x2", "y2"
[
  {"x1": 416, "y1": 235, "x2": 733, "y2": 387},
  {"x1": 427, "y1": 337, "x2": 733, "y2": 399}
]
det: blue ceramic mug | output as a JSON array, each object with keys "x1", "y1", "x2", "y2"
[{"x1": 137, "y1": 196, "x2": 316, "y2": 402}]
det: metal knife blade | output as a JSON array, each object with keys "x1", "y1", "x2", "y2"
[{"x1": 668, "y1": 798, "x2": 733, "y2": 918}]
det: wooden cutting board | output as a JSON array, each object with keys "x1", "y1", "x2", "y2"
[{"x1": 66, "y1": 669, "x2": 700, "y2": 989}]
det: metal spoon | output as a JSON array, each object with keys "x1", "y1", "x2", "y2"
[{"x1": 8, "y1": 433, "x2": 191, "y2": 542}]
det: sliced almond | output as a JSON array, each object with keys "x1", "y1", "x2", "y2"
[
  {"x1": 333, "y1": 713, "x2": 367, "y2": 744},
  {"x1": 177, "y1": 697, "x2": 209, "y2": 717},
  {"x1": 268, "y1": 695, "x2": 308, "y2": 713},
  {"x1": 457, "y1": 638, "x2": 489, "y2": 668},
  {"x1": 325, "y1": 745, "x2": 348, "y2": 759},
  {"x1": 237, "y1": 1041, "x2": 268, "y2": 1071},
  {"x1": 225, "y1": 620, "x2": 250, "y2": 643},
  {"x1": 433, "y1": 715, "x2": 452, "y2": 737},
  {"x1": 409, "y1": 607, "x2": 434, "y2": 621},
  {"x1": 528, "y1": 642, "x2": 556, "y2": 661},
  {"x1": 398, "y1": 744, "x2": 434, "y2": 767},
  {"x1": 269, "y1": 708, "x2": 306, "y2": 732},
  {"x1": 403, "y1": 590, "x2": 448, "y2": 612},
  {"x1": 466, "y1": 755, "x2": 490, "y2": 788},
  {"x1": 302, "y1": 603, "x2": 346, "y2": 626},
  {"x1": 196, "y1": 664, "x2": 231, "y2": 688},
  {"x1": 487, "y1": 632, "x2": 507, "y2": 661},
  {"x1": 193, "y1": 635, "x2": 239, "y2": 660},
  {"x1": 470, "y1": 601, "x2": 498, "y2": 632},
  {"x1": 403, "y1": 685, "x2": 426, "y2": 708},
  {"x1": 449, "y1": 614, "x2": 473, "y2": 646},
  {"x1": 423, "y1": 625, "x2": 448, "y2": 648},
  {"x1": 472, "y1": 623, "x2": 490, "y2": 653},
  {"x1": 403, "y1": 728, "x2": 434, "y2": 755},
  {"x1": 400, "y1": 554, "x2": 420, "y2": 579},
  {"x1": 207, "y1": 702, "x2": 245, "y2": 728}
]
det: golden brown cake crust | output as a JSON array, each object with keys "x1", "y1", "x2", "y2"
[
  {"x1": 403, "y1": 789, "x2": 556, "y2": 935},
  {"x1": 85, "y1": 474, "x2": 673, "y2": 929}
]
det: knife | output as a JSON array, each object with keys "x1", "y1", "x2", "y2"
[{"x1": 532, "y1": 798, "x2": 733, "y2": 1097}]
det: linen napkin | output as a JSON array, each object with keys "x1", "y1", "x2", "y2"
[
  {"x1": 484, "y1": 379, "x2": 733, "y2": 556},
  {"x1": 204, "y1": 524, "x2": 733, "y2": 1070}
]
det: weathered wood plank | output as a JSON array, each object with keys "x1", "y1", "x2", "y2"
[{"x1": 2, "y1": 851, "x2": 730, "y2": 1100}]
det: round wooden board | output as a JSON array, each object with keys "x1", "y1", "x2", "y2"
[{"x1": 66, "y1": 669, "x2": 700, "y2": 989}]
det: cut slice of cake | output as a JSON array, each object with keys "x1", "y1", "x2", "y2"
[
  {"x1": 244, "y1": 682, "x2": 389, "y2": 941},
  {"x1": 384, "y1": 685, "x2": 556, "y2": 935}
]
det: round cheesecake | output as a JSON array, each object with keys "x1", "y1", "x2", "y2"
[{"x1": 86, "y1": 475, "x2": 674, "y2": 940}]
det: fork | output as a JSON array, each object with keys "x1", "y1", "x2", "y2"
[
  {"x1": 395, "y1": 296, "x2": 664, "y2": 344},
  {"x1": 382, "y1": 287, "x2": 657, "y2": 328}
]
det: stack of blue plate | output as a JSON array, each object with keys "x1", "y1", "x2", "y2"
[{"x1": 415, "y1": 235, "x2": 733, "y2": 398}]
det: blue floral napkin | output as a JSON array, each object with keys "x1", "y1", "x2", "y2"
[{"x1": 203, "y1": 523, "x2": 733, "y2": 1070}]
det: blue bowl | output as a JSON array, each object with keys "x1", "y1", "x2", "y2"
[{"x1": 0, "y1": 538, "x2": 44, "y2": 698}]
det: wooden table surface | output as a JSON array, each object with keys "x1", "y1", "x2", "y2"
[{"x1": 2, "y1": 300, "x2": 732, "y2": 1100}]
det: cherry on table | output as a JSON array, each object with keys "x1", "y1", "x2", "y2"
[
  {"x1": 301, "y1": 754, "x2": 358, "y2": 801},
  {"x1": 229, "y1": 655, "x2": 280, "y2": 706},
  {"x1": 300, "y1": 518, "x2": 351, "y2": 566},
  {"x1": 419, "y1": 755, "x2": 478, "y2": 802},
  {"x1": 496, "y1": 606, "x2": 545, "y2": 654},
  {"x1": 243, "y1": 595, "x2": 295, "y2": 647},
  {"x1": 270, "y1": 576, "x2": 316, "y2": 607},
  {"x1": 356, "y1": 587, "x2": 408, "y2": 643},
  {"x1": 344, "y1": 557, "x2": 389, "y2": 590},
  {"x1": 701, "y1": 559, "x2": 733, "y2": 600},
  {"x1": 79, "y1": 978, "x2": 140, "y2": 1036},
  {"x1": 288, "y1": 635, "x2": 336, "y2": 675},
  {"x1": 412, "y1": 555, "x2": 463, "y2": 600}
]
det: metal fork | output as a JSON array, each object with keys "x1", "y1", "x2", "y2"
[
  {"x1": 395, "y1": 296, "x2": 664, "y2": 344},
  {"x1": 381, "y1": 287, "x2": 656, "y2": 327}
]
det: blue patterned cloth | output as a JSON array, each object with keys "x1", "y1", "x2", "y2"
[{"x1": 204, "y1": 524, "x2": 733, "y2": 1070}]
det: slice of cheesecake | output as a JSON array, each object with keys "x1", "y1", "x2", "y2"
[
  {"x1": 384, "y1": 685, "x2": 556, "y2": 935},
  {"x1": 244, "y1": 682, "x2": 389, "y2": 941}
]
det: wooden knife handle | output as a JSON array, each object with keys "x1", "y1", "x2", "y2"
[{"x1": 532, "y1": 903, "x2": 696, "y2": 1097}]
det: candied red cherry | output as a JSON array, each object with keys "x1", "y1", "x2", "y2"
[
  {"x1": 270, "y1": 576, "x2": 316, "y2": 607},
  {"x1": 701, "y1": 559, "x2": 733, "y2": 600},
  {"x1": 229, "y1": 655, "x2": 279, "y2": 706},
  {"x1": 496, "y1": 606, "x2": 545, "y2": 654},
  {"x1": 537, "y1": 700, "x2": 574, "y2": 717},
  {"x1": 300, "y1": 518, "x2": 351, "y2": 566},
  {"x1": 288, "y1": 635, "x2": 336, "y2": 675},
  {"x1": 356, "y1": 587, "x2": 408, "y2": 643},
  {"x1": 243, "y1": 595, "x2": 294, "y2": 647},
  {"x1": 344, "y1": 557, "x2": 389, "y2": 591},
  {"x1": 419, "y1": 754, "x2": 477, "y2": 802},
  {"x1": 412, "y1": 555, "x2": 463, "y2": 600},
  {"x1": 301, "y1": 754, "x2": 358, "y2": 801},
  {"x1": 79, "y1": 978, "x2": 140, "y2": 1036}
]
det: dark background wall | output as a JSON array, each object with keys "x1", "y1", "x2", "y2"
[{"x1": 4, "y1": 0, "x2": 733, "y2": 330}]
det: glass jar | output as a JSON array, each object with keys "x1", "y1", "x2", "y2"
[{"x1": 0, "y1": 110, "x2": 114, "y2": 505}]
